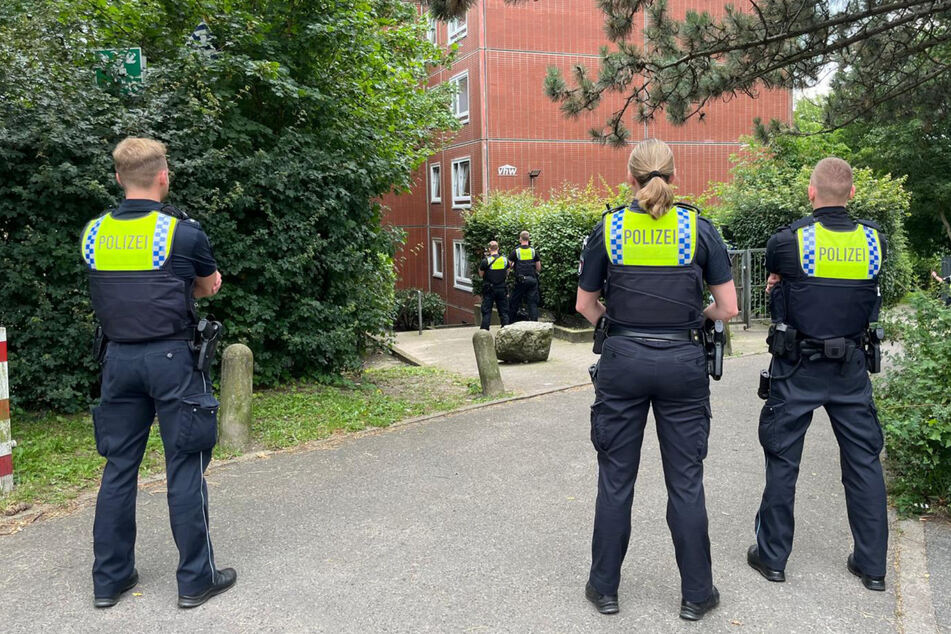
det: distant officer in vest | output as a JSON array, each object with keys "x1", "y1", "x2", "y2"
[
  {"x1": 478, "y1": 240, "x2": 510, "y2": 330},
  {"x1": 508, "y1": 231, "x2": 541, "y2": 322},
  {"x1": 747, "y1": 157, "x2": 889, "y2": 592},
  {"x1": 82, "y1": 138, "x2": 236, "y2": 609},
  {"x1": 576, "y1": 138, "x2": 738, "y2": 620},
  {"x1": 931, "y1": 269, "x2": 951, "y2": 306}
]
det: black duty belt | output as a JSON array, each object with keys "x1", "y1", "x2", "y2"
[{"x1": 607, "y1": 326, "x2": 700, "y2": 343}]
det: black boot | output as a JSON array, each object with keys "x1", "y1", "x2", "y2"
[{"x1": 178, "y1": 568, "x2": 238, "y2": 608}]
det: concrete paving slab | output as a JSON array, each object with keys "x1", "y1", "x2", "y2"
[
  {"x1": 925, "y1": 518, "x2": 951, "y2": 632},
  {"x1": 0, "y1": 355, "x2": 906, "y2": 633}
]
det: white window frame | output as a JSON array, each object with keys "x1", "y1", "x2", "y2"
[
  {"x1": 449, "y1": 71, "x2": 469, "y2": 124},
  {"x1": 448, "y1": 14, "x2": 467, "y2": 43},
  {"x1": 453, "y1": 240, "x2": 472, "y2": 291},
  {"x1": 426, "y1": 15, "x2": 437, "y2": 44},
  {"x1": 431, "y1": 238, "x2": 444, "y2": 279},
  {"x1": 451, "y1": 157, "x2": 471, "y2": 209},
  {"x1": 429, "y1": 163, "x2": 441, "y2": 203}
]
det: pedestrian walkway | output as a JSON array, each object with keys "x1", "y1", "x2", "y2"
[
  {"x1": 395, "y1": 324, "x2": 771, "y2": 395},
  {"x1": 0, "y1": 355, "x2": 926, "y2": 632}
]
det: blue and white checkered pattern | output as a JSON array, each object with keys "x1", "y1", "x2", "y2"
[
  {"x1": 864, "y1": 225, "x2": 881, "y2": 278},
  {"x1": 800, "y1": 224, "x2": 817, "y2": 276},
  {"x1": 676, "y1": 208, "x2": 692, "y2": 265},
  {"x1": 83, "y1": 217, "x2": 105, "y2": 270},
  {"x1": 152, "y1": 214, "x2": 173, "y2": 269},
  {"x1": 608, "y1": 207, "x2": 626, "y2": 265}
]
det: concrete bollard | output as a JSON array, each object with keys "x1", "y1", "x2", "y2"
[
  {"x1": 0, "y1": 327, "x2": 14, "y2": 495},
  {"x1": 472, "y1": 330, "x2": 505, "y2": 397},
  {"x1": 219, "y1": 343, "x2": 253, "y2": 452}
]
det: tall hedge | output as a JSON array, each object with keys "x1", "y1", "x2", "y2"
[
  {"x1": 462, "y1": 183, "x2": 632, "y2": 320},
  {"x1": 0, "y1": 0, "x2": 457, "y2": 411}
]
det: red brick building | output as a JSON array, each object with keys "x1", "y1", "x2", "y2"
[{"x1": 383, "y1": 0, "x2": 792, "y2": 324}]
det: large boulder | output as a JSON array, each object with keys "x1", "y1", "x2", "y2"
[{"x1": 495, "y1": 321, "x2": 553, "y2": 363}]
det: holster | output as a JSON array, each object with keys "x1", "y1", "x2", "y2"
[
  {"x1": 767, "y1": 323, "x2": 799, "y2": 362},
  {"x1": 702, "y1": 319, "x2": 725, "y2": 380},
  {"x1": 865, "y1": 325, "x2": 884, "y2": 374},
  {"x1": 190, "y1": 317, "x2": 224, "y2": 372},
  {"x1": 92, "y1": 325, "x2": 108, "y2": 365},
  {"x1": 593, "y1": 315, "x2": 607, "y2": 355}
]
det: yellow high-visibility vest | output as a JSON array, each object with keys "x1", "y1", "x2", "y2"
[
  {"x1": 81, "y1": 211, "x2": 178, "y2": 271},
  {"x1": 604, "y1": 206, "x2": 696, "y2": 266},
  {"x1": 796, "y1": 222, "x2": 881, "y2": 279}
]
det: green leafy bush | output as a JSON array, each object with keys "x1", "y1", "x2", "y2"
[
  {"x1": 0, "y1": 0, "x2": 457, "y2": 411},
  {"x1": 877, "y1": 294, "x2": 951, "y2": 514},
  {"x1": 462, "y1": 183, "x2": 632, "y2": 320},
  {"x1": 393, "y1": 289, "x2": 446, "y2": 331}
]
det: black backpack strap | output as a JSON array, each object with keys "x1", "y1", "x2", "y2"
[
  {"x1": 788, "y1": 215, "x2": 816, "y2": 232},
  {"x1": 160, "y1": 204, "x2": 190, "y2": 221}
]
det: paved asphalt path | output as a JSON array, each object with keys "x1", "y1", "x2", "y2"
[{"x1": 0, "y1": 354, "x2": 900, "y2": 632}]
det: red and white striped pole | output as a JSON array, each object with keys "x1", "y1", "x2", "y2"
[{"x1": 0, "y1": 327, "x2": 13, "y2": 495}]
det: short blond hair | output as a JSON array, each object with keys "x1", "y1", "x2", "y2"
[
  {"x1": 519, "y1": 231, "x2": 530, "y2": 242},
  {"x1": 810, "y1": 157, "x2": 853, "y2": 202},
  {"x1": 113, "y1": 137, "x2": 168, "y2": 189},
  {"x1": 629, "y1": 138, "x2": 675, "y2": 219}
]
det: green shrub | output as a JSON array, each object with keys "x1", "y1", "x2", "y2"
[
  {"x1": 462, "y1": 182, "x2": 632, "y2": 320},
  {"x1": 877, "y1": 293, "x2": 951, "y2": 514},
  {"x1": 393, "y1": 289, "x2": 446, "y2": 331},
  {"x1": 0, "y1": 0, "x2": 456, "y2": 411}
]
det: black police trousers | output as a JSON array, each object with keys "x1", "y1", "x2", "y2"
[
  {"x1": 589, "y1": 336, "x2": 713, "y2": 603},
  {"x1": 755, "y1": 352, "x2": 887, "y2": 576},
  {"x1": 508, "y1": 277, "x2": 539, "y2": 322},
  {"x1": 92, "y1": 340, "x2": 220, "y2": 596},
  {"x1": 481, "y1": 283, "x2": 509, "y2": 330}
]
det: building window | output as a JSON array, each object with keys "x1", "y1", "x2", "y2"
[
  {"x1": 453, "y1": 240, "x2": 471, "y2": 291},
  {"x1": 426, "y1": 16, "x2": 437, "y2": 44},
  {"x1": 429, "y1": 163, "x2": 441, "y2": 203},
  {"x1": 432, "y1": 238, "x2": 444, "y2": 279},
  {"x1": 449, "y1": 71, "x2": 469, "y2": 123},
  {"x1": 451, "y1": 157, "x2": 471, "y2": 208},
  {"x1": 448, "y1": 15, "x2": 467, "y2": 43}
]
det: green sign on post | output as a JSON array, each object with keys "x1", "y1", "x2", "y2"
[{"x1": 94, "y1": 47, "x2": 145, "y2": 94}]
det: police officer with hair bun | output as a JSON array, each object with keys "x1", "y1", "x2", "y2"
[
  {"x1": 748, "y1": 157, "x2": 890, "y2": 592},
  {"x1": 576, "y1": 138, "x2": 738, "y2": 621},
  {"x1": 82, "y1": 137, "x2": 236, "y2": 609}
]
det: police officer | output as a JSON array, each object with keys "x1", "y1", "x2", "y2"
[
  {"x1": 508, "y1": 231, "x2": 541, "y2": 322},
  {"x1": 576, "y1": 138, "x2": 738, "y2": 620},
  {"x1": 82, "y1": 138, "x2": 236, "y2": 609},
  {"x1": 748, "y1": 157, "x2": 889, "y2": 591},
  {"x1": 931, "y1": 269, "x2": 951, "y2": 306},
  {"x1": 478, "y1": 241, "x2": 510, "y2": 330}
]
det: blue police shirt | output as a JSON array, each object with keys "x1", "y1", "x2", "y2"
[
  {"x1": 578, "y1": 202, "x2": 734, "y2": 292},
  {"x1": 112, "y1": 199, "x2": 218, "y2": 283}
]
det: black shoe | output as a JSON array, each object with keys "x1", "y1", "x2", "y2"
[
  {"x1": 747, "y1": 544, "x2": 786, "y2": 582},
  {"x1": 178, "y1": 568, "x2": 237, "y2": 608},
  {"x1": 93, "y1": 569, "x2": 139, "y2": 608},
  {"x1": 679, "y1": 586, "x2": 720, "y2": 621},
  {"x1": 585, "y1": 581, "x2": 619, "y2": 615},
  {"x1": 848, "y1": 553, "x2": 885, "y2": 591}
]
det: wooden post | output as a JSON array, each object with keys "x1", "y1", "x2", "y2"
[
  {"x1": 472, "y1": 330, "x2": 504, "y2": 397},
  {"x1": 219, "y1": 343, "x2": 252, "y2": 452}
]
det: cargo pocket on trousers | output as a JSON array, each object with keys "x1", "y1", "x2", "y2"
[
  {"x1": 177, "y1": 393, "x2": 220, "y2": 453},
  {"x1": 758, "y1": 401, "x2": 784, "y2": 454},
  {"x1": 91, "y1": 406, "x2": 108, "y2": 457},
  {"x1": 590, "y1": 402, "x2": 607, "y2": 453},
  {"x1": 870, "y1": 401, "x2": 885, "y2": 453},
  {"x1": 698, "y1": 402, "x2": 712, "y2": 460}
]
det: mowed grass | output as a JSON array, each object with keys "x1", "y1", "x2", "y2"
[{"x1": 2, "y1": 365, "x2": 487, "y2": 511}]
